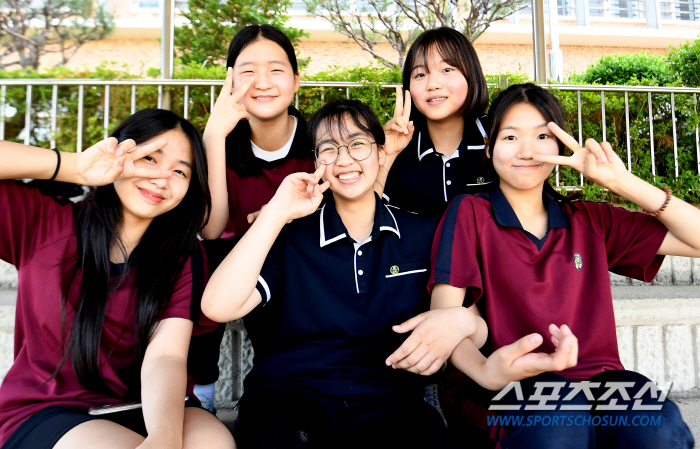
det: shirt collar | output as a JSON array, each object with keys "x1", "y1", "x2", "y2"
[
  {"x1": 319, "y1": 193, "x2": 401, "y2": 247},
  {"x1": 490, "y1": 184, "x2": 570, "y2": 230},
  {"x1": 416, "y1": 116, "x2": 488, "y2": 162}
]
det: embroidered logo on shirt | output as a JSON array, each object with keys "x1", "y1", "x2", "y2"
[
  {"x1": 390, "y1": 265, "x2": 400, "y2": 275},
  {"x1": 477, "y1": 177, "x2": 485, "y2": 184},
  {"x1": 574, "y1": 253, "x2": 583, "y2": 271}
]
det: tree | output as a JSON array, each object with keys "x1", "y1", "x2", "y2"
[
  {"x1": 305, "y1": 0, "x2": 529, "y2": 69},
  {"x1": 0, "y1": 0, "x2": 113, "y2": 70},
  {"x1": 174, "y1": 0, "x2": 307, "y2": 67}
]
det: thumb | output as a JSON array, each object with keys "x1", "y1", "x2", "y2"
[{"x1": 392, "y1": 312, "x2": 428, "y2": 334}]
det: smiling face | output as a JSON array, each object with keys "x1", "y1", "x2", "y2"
[
  {"x1": 408, "y1": 47, "x2": 469, "y2": 125},
  {"x1": 113, "y1": 128, "x2": 194, "y2": 224},
  {"x1": 232, "y1": 38, "x2": 300, "y2": 121},
  {"x1": 488, "y1": 102, "x2": 560, "y2": 194},
  {"x1": 313, "y1": 115, "x2": 385, "y2": 204}
]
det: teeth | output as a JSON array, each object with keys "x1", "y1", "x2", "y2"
[
  {"x1": 428, "y1": 97, "x2": 446, "y2": 103},
  {"x1": 338, "y1": 172, "x2": 360, "y2": 180}
]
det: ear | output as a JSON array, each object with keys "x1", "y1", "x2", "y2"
[
  {"x1": 484, "y1": 137, "x2": 491, "y2": 159},
  {"x1": 293, "y1": 72, "x2": 301, "y2": 94},
  {"x1": 377, "y1": 144, "x2": 386, "y2": 166}
]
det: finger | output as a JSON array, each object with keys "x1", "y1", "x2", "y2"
[
  {"x1": 318, "y1": 180, "x2": 331, "y2": 193},
  {"x1": 220, "y1": 67, "x2": 234, "y2": 99},
  {"x1": 103, "y1": 158, "x2": 126, "y2": 183},
  {"x1": 247, "y1": 209, "x2": 261, "y2": 224},
  {"x1": 549, "y1": 323, "x2": 562, "y2": 340},
  {"x1": 312, "y1": 165, "x2": 325, "y2": 181},
  {"x1": 422, "y1": 358, "x2": 444, "y2": 376},
  {"x1": 394, "y1": 86, "x2": 403, "y2": 118},
  {"x1": 231, "y1": 76, "x2": 255, "y2": 103},
  {"x1": 501, "y1": 333, "x2": 544, "y2": 363},
  {"x1": 394, "y1": 116, "x2": 408, "y2": 133},
  {"x1": 386, "y1": 336, "x2": 421, "y2": 366},
  {"x1": 114, "y1": 138, "x2": 136, "y2": 157},
  {"x1": 131, "y1": 168, "x2": 173, "y2": 179},
  {"x1": 585, "y1": 138, "x2": 607, "y2": 163},
  {"x1": 547, "y1": 122, "x2": 582, "y2": 153},
  {"x1": 402, "y1": 90, "x2": 412, "y2": 120},
  {"x1": 394, "y1": 344, "x2": 430, "y2": 370},
  {"x1": 601, "y1": 141, "x2": 616, "y2": 163},
  {"x1": 127, "y1": 138, "x2": 169, "y2": 160},
  {"x1": 99, "y1": 137, "x2": 119, "y2": 154},
  {"x1": 404, "y1": 351, "x2": 433, "y2": 373},
  {"x1": 412, "y1": 355, "x2": 439, "y2": 375},
  {"x1": 532, "y1": 154, "x2": 574, "y2": 167},
  {"x1": 391, "y1": 312, "x2": 428, "y2": 334}
]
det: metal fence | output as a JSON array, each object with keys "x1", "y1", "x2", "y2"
[{"x1": 1, "y1": 79, "x2": 699, "y2": 189}]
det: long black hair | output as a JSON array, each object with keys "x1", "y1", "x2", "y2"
[
  {"x1": 53, "y1": 108, "x2": 211, "y2": 394},
  {"x1": 485, "y1": 83, "x2": 579, "y2": 202},
  {"x1": 225, "y1": 24, "x2": 304, "y2": 177},
  {"x1": 402, "y1": 27, "x2": 489, "y2": 128}
]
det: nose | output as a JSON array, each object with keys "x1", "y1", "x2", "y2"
[
  {"x1": 254, "y1": 71, "x2": 272, "y2": 90},
  {"x1": 336, "y1": 146, "x2": 354, "y2": 165},
  {"x1": 517, "y1": 137, "x2": 535, "y2": 159},
  {"x1": 426, "y1": 73, "x2": 441, "y2": 91},
  {"x1": 149, "y1": 176, "x2": 168, "y2": 188}
]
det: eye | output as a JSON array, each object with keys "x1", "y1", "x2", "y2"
[
  {"x1": 413, "y1": 72, "x2": 425, "y2": 79},
  {"x1": 504, "y1": 135, "x2": 516, "y2": 141},
  {"x1": 443, "y1": 67, "x2": 453, "y2": 73},
  {"x1": 174, "y1": 169, "x2": 187, "y2": 178},
  {"x1": 143, "y1": 155, "x2": 155, "y2": 163},
  {"x1": 538, "y1": 133, "x2": 552, "y2": 139}
]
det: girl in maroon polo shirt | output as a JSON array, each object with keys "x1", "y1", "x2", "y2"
[
  {"x1": 0, "y1": 110, "x2": 234, "y2": 449},
  {"x1": 388, "y1": 84, "x2": 697, "y2": 448},
  {"x1": 190, "y1": 24, "x2": 315, "y2": 410}
]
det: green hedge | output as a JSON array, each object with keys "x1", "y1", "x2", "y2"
[{"x1": 1, "y1": 44, "x2": 699, "y2": 204}]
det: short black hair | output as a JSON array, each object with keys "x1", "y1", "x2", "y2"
[{"x1": 306, "y1": 99, "x2": 386, "y2": 150}]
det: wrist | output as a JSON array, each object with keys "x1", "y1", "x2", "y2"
[
  {"x1": 57, "y1": 152, "x2": 82, "y2": 184},
  {"x1": 259, "y1": 199, "x2": 293, "y2": 227}
]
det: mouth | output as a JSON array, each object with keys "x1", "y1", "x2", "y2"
[
  {"x1": 138, "y1": 187, "x2": 164, "y2": 203},
  {"x1": 336, "y1": 171, "x2": 362, "y2": 183},
  {"x1": 514, "y1": 164, "x2": 543, "y2": 170},
  {"x1": 252, "y1": 95, "x2": 277, "y2": 102},
  {"x1": 427, "y1": 97, "x2": 447, "y2": 104}
]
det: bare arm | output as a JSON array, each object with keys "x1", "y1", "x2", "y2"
[
  {"x1": 201, "y1": 167, "x2": 329, "y2": 322},
  {"x1": 539, "y1": 123, "x2": 700, "y2": 258},
  {"x1": 138, "y1": 318, "x2": 193, "y2": 448},
  {"x1": 200, "y1": 69, "x2": 254, "y2": 240},
  {"x1": 0, "y1": 138, "x2": 172, "y2": 185}
]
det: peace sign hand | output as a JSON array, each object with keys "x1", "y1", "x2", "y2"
[
  {"x1": 383, "y1": 86, "x2": 414, "y2": 158},
  {"x1": 267, "y1": 166, "x2": 330, "y2": 223},
  {"x1": 204, "y1": 67, "x2": 254, "y2": 140},
  {"x1": 533, "y1": 123, "x2": 631, "y2": 191},
  {"x1": 75, "y1": 137, "x2": 173, "y2": 186}
]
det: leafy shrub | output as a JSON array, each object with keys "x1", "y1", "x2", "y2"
[
  {"x1": 568, "y1": 53, "x2": 674, "y2": 86},
  {"x1": 667, "y1": 39, "x2": 700, "y2": 87}
]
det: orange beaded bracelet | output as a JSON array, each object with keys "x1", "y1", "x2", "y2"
[{"x1": 643, "y1": 186, "x2": 672, "y2": 218}]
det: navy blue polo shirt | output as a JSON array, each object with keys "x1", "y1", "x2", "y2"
[
  {"x1": 430, "y1": 185, "x2": 668, "y2": 381},
  {"x1": 383, "y1": 116, "x2": 496, "y2": 220},
  {"x1": 243, "y1": 193, "x2": 436, "y2": 397}
]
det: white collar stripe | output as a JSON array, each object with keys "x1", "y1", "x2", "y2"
[
  {"x1": 319, "y1": 204, "x2": 347, "y2": 247},
  {"x1": 475, "y1": 117, "x2": 487, "y2": 137},
  {"x1": 258, "y1": 275, "x2": 271, "y2": 303}
]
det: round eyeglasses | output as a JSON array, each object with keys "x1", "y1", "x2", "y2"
[{"x1": 314, "y1": 138, "x2": 376, "y2": 165}]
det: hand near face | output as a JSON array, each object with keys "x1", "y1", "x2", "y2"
[
  {"x1": 383, "y1": 86, "x2": 414, "y2": 158},
  {"x1": 534, "y1": 123, "x2": 630, "y2": 191},
  {"x1": 204, "y1": 67, "x2": 254, "y2": 140},
  {"x1": 479, "y1": 324, "x2": 578, "y2": 391},
  {"x1": 268, "y1": 166, "x2": 330, "y2": 223},
  {"x1": 75, "y1": 137, "x2": 173, "y2": 186}
]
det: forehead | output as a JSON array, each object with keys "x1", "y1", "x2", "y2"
[
  {"x1": 234, "y1": 38, "x2": 291, "y2": 68},
  {"x1": 314, "y1": 115, "x2": 368, "y2": 144},
  {"x1": 142, "y1": 128, "x2": 193, "y2": 165},
  {"x1": 500, "y1": 102, "x2": 548, "y2": 129}
]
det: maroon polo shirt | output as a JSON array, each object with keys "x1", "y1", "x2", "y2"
[
  {"x1": 0, "y1": 180, "x2": 214, "y2": 445},
  {"x1": 223, "y1": 108, "x2": 315, "y2": 239},
  {"x1": 430, "y1": 185, "x2": 667, "y2": 381}
]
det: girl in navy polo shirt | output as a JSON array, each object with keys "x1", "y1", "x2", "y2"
[
  {"x1": 379, "y1": 27, "x2": 495, "y2": 220},
  {"x1": 0, "y1": 110, "x2": 233, "y2": 449},
  {"x1": 190, "y1": 24, "x2": 316, "y2": 410},
  {"x1": 391, "y1": 84, "x2": 697, "y2": 448},
  {"x1": 202, "y1": 99, "x2": 486, "y2": 448}
]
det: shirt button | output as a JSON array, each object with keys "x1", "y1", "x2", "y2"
[
  {"x1": 446, "y1": 162, "x2": 451, "y2": 168},
  {"x1": 358, "y1": 270, "x2": 364, "y2": 275},
  {"x1": 446, "y1": 180, "x2": 452, "y2": 185},
  {"x1": 358, "y1": 250, "x2": 363, "y2": 256}
]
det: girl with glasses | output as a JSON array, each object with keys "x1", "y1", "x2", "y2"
[{"x1": 201, "y1": 99, "x2": 481, "y2": 449}]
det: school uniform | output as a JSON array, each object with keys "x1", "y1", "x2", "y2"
[
  {"x1": 233, "y1": 194, "x2": 456, "y2": 449},
  {"x1": 430, "y1": 185, "x2": 694, "y2": 449},
  {"x1": 188, "y1": 107, "x2": 315, "y2": 386},
  {"x1": 383, "y1": 116, "x2": 495, "y2": 220},
  {"x1": 0, "y1": 180, "x2": 214, "y2": 449}
]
